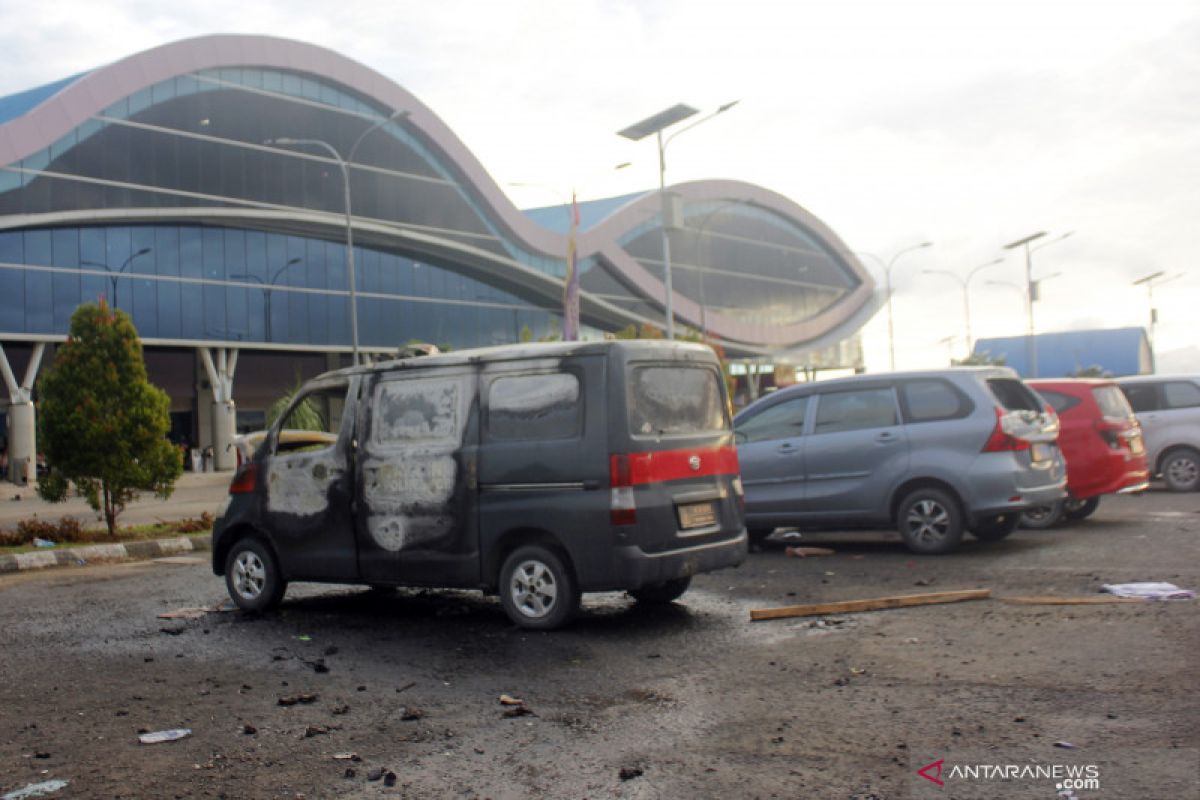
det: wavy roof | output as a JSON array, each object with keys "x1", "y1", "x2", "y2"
[{"x1": 0, "y1": 34, "x2": 876, "y2": 352}]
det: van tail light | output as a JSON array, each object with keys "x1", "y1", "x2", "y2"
[
  {"x1": 229, "y1": 462, "x2": 258, "y2": 494},
  {"x1": 982, "y1": 408, "x2": 1031, "y2": 453},
  {"x1": 610, "y1": 454, "x2": 637, "y2": 525},
  {"x1": 732, "y1": 476, "x2": 745, "y2": 513}
]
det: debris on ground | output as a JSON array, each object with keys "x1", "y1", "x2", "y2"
[
  {"x1": 330, "y1": 704, "x2": 350, "y2": 716},
  {"x1": 333, "y1": 753, "x2": 361, "y2": 761},
  {"x1": 159, "y1": 627, "x2": 184, "y2": 636},
  {"x1": 396, "y1": 681, "x2": 416, "y2": 694},
  {"x1": 1100, "y1": 582, "x2": 1195, "y2": 600},
  {"x1": 296, "y1": 634, "x2": 313, "y2": 642},
  {"x1": 750, "y1": 589, "x2": 991, "y2": 621},
  {"x1": 303, "y1": 725, "x2": 332, "y2": 738},
  {"x1": 157, "y1": 607, "x2": 210, "y2": 620},
  {"x1": 913, "y1": 578, "x2": 935, "y2": 587},
  {"x1": 242, "y1": 724, "x2": 257, "y2": 735},
  {"x1": 784, "y1": 546, "x2": 835, "y2": 558},
  {"x1": 1, "y1": 780, "x2": 70, "y2": 800},
  {"x1": 138, "y1": 728, "x2": 192, "y2": 744},
  {"x1": 400, "y1": 706, "x2": 424, "y2": 721},
  {"x1": 1053, "y1": 741, "x2": 1077, "y2": 749},
  {"x1": 618, "y1": 766, "x2": 644, "y2": 781},
  {"x1": 384, "y1": 771, "x2": 398, "y2": 787},
  {"x1": 367, "y1": 767, "x2": 385, "y2": 781},
  {"x1": 502, "y1": 704, "x2": 535, "y2": 719},
  {"x1": 277, "y1": 693, "x2": 318, "y2": 706},
  {"x1": 499, "y1": 694, "x2": 524, "y2": 706}
]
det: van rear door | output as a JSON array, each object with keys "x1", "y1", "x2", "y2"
[{"x1": 617, "y1": 358, "x2": 742, "y2": 555}]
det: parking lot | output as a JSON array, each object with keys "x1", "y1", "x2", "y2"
[{"x1": 0, "y1": 488, "x2": 1195, "y2": 798}]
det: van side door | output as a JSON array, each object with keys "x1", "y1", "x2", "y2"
[
  {"x1": 803, "y1": 384, "x2": 908, "y2": 520},
  {"x1": 260, "y1": 376, "x2": 358, "y2": 581},
  {"x1": 355, "y1": 367, "x2": 480, "y2": 586}
]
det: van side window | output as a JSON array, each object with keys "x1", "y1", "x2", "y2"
[
  {"x1": 273, "y1": 382, "x2": 346, "y2": 454},
  {"x1": 736, "y1": 396, "x2": 808, "y2": 443},
  {"x1": 373, "y1": 377, "x2": 462, "y2": 446},
  {"x1": 900, "y1": 379, "x2": 972, "y2": 422},
  {"x1": 487, "y1": 373, "x2": 581, "y2": 441},
  {"x1": 813, "y1": 388, "x2": 897, "y2": 434},
  {"x1": 1036, "y1": 389, "x2": 1078, "y2": 415},
  {"x1": 1121, "y1": 383, "x2": 1160, "y2": 413},
  {"x1": 1164, "y1": 381, "x2": 1200, "y2": 409}
]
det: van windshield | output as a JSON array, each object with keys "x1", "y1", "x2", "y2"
[{"x1": 628, "y1": 365, "x2": 727, "y2": 436}]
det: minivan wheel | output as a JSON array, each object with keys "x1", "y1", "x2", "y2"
[
  {"x1": 629, "y1": 576, "x2": 692, "y2": 605},
  {"x1": 1161, "y1": 448, "x2": 1200, "y2": 492},
  {"x1": 499, "y1": 545, "x2": 580, "y2": 630},
  {"x1": 897, "y1": 489, "x2": 964, "y2": 555},
  {"x1": 1063, "y1": 497, "x2": 1101, "y2": 521},
  {"x1": 1020, "y1": 500, "x2": 1064, "y2": 529},
  {"x1": 225, "y1": 537, "x2": 287, "y2": 612},
  {"x1": 971, "y1": 513, "x2": 1020, "y2": 541}
]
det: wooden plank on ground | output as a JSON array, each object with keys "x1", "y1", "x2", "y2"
[
  {"x1": 749, "y1": 588, "x2": 991, "y2": 622},
  {"x1": 999, "y1": 595, "x2": 1146, "y2": 605}
]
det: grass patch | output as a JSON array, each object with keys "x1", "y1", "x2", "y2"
[{"x1": 0, "y1": 512, "x2": 213, "y2": 554}]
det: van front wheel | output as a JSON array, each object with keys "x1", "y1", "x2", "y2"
[
  {"x1": 629, "y1": 576, "x2": 691, "y2": 605},
  {"x1": 499, "y1": 545, "x2": 580, "y2": 630},
  {"x1": 225, "y1": 537, "x2": 287, "y2": 612}
]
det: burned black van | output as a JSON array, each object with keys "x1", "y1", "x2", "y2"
[{"x1": 212, "y1": 340, "x2": 748, "y2": 629}]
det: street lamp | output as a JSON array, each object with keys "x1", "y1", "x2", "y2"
[
  {"x1": 81, "y1": 247, "x2": 152, "y2": 308},
  {"x1": 617, "y1": 100, "x2": 739, "y2": 339},
  {"x1": 231, "y1": 257, "x2": 303, "y2": 342},
  {"x1": 1132, "y1": 270, "x2": 1182, "y2": 360},
  {"x1": 858, "y1": 242, "x2": 934, "y2": 370},
  {"x1": 266, "y1": 108, "x2": 408, "y2": 363},
  {"x1": 922, "y1": 257, "x2": 1003, "y2": 356},
  {"x1": 1002, "y1": 230, "x2": 1072, "y2": 377}
]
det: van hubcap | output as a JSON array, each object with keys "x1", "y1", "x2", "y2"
[
  {"x1": 510, "y1": 561, "x2": 558, "y2": 618},
  {"x1": 1166, "y1": 457, "x2": 1198, "y2": 487},
  {"x1": 906, "y1": 500, "x2": 950, "y2": 543},
  {"x1": 232, "y1": 551, "x2": 266, "y2": 600}
]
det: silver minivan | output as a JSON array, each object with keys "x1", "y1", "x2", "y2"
[
  {"x1": 1117, "y1": 375, "x2": 1200, "y2": 492},
  {"x1": 734, "y1": 368, "x2": 1067, "y2": 554}
]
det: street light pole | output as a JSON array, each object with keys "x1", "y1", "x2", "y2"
[
  {"x1": 860, "y1": 242, "x2": 933, "y2": 370},
  {"x1": 267, "y1": 109, "x2": 407, "y2": 363},
  {"x1": 1003, "y1": 231, "x2": 1072, "y2": 378},
  {"x1": 923, "y1": 257, "x2": 1003, "y2": 356},
  {"x1": 618, "y1": 101, "x2": 738, "y2": 339},
  {"x1": 82, "y1": 247, "x2": 152, "y2": 308},
  {"x1": 1132, "y1": 270, "x2": 1182, "y2": 364},
  {"x1": 232, "y1": 257, "x2": 303, "y2": 342}
]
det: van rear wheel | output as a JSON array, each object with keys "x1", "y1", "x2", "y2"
[
  {"x1": 1063, "y1": 497, "x2": 1101, "y2": 521},
  {"x1": 1020, "y1": 500, "x2": 1064, "y2": 529},
  {"x1": 897, "y1": 488, "x2": 964, "y2": 554},
  {"x1": 499, "y1": 545, "x2": 579, "y2": 630},
  {"x1": 971, "y1": 513, "x2": 1020, "y2": 541},
  {"x1": 629, "y1": 576, "x2": 691, "y2": 605}
]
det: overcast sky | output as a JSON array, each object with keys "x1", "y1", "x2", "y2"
[{"x1": 1, "y1": 0, "x2": 1197, "y2": 371}]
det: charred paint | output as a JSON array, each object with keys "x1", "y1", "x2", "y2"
[{"x1": 266, "y1": 449, "x2": 341, "y2": 517}]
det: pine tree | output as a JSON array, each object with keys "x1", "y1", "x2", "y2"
[{"x1": 37, "y1": 301, "x2": 183, "y2": 538}]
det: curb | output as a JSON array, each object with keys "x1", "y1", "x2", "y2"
[{"x1": 0, "y1": 534, "x2": 212, "y2": 574}]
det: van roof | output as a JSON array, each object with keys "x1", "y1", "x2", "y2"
[{"x1": 314, "y1": 339, "x2": 719, "y2": 382}]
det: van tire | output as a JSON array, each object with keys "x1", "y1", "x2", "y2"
[
  {"x1": 971, "y1": 513, "x2": 1020, "y2": 541},
  {"x1": 1020, "y1": 500, "x2": 1064, "y2": 529},
  {"x1": 1063, "y1": 497, "x2": 1101, "y2": 520},
  {"x1": 1161, "y1": 448, "x2": 1200, "y2": 492},
  {"x1": 629, "y1": 576, "x2": 692, "y2": 605},
  {"x1": 225, "y1": 537, "x2": 287, "y2": 612},
  {"x1": 897, "y1": 488, "x2": 964, "y2": 554},
  {"x1": 499, "y1": 545, "x2": 579, "y2": 630}
]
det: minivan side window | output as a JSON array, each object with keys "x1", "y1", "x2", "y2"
[
  {"x1": 628, "y1": 365, "x2": 726, "y2": 436},
  {"x1": 1037, "y1": 389, "x2": 1079, "y2": 415},
  {"x1": 487, "y1": 373, "x2": 581, "y2": 441},
  {"x1": 1163, "y1": 381, "x2": 1200, "y2": 409},
  {"x1": 736, "y1": 396, "x2": 808, "y2": 443},
  {"x1": 373, "y1": 377, "x2": 463, "y2": 446},
  {"x1": 1121, "y1": 383, "x2": 1161, "y2": 413},
  {"x1": 812, "y1": 388, "x2": 897, "y2": 434},
  {"x1": 274, "y1": 382, "x2": 347, "y2": 454},
  {"x1": 900, "y1": 379, "x2": 972, "y2": 422}
]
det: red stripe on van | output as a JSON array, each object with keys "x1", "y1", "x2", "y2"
[{"x1": 622, "y1": 445, "x2": 740, "y2": 486}]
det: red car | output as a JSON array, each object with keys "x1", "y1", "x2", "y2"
[{"x1": 1025, "y1": 379, "x2": 1150, "y2": 527}]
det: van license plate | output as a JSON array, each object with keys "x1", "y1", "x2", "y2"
[
  {"x1": 678, "y1": 502, "x2": 717, "y2": 530},
  {"x1": 1031, "y1": 443, "x2": 1052, "y2": 463}
]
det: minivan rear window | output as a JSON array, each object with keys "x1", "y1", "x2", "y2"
[
  {"x1": 1092, "y1": 385, "x2": 1133, "y2": 419},
  {"x1": 628, "y1": 365, "x2": 726, "y2": 436},
  {"x1": 986, "y1": 378, "x2": 1043, "y2": 412}
]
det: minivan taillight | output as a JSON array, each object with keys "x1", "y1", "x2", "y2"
[
  {"x1": 609, "y1": 454, "x2": 637, "y2": 525},
  {"x1": 229, "y1": 462, "x2": 258, "y2": 494},
  {"x1": 982, "y1": 408, "x2": 1031, "y2": 453},
  {"x1": 1095, "y1": 419, "x2": 1126, "y2": 450}
]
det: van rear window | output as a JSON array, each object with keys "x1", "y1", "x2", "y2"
[
  {"x1": 986, "y1": 378, "x2": 1043, "y2": 412},
  {"x1": 628, "y1": 365, "x2": 726, "y2": 436}
]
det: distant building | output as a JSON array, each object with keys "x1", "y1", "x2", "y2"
[
  {"x1": 972, "y1": 327, "x2": 1152, "y2": 378},
  {"x1": 0, "y1": 34, "x2": 878, "y2": 475}
]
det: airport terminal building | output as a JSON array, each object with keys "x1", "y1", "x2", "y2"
[{"x1": 0, "y1": 34, "x2": 877, "y2": 476}]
